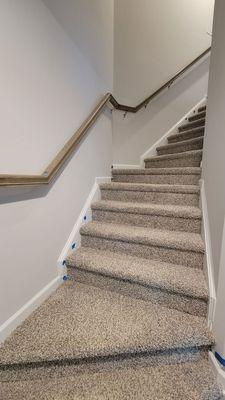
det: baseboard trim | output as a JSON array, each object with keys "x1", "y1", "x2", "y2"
[
  {"x1": 0, "y1": 275, "x2": 61, "y2": 344},
  {"x1": 200, "y1": 179, "x2": 216, "y2": 329},
  {"x1": 140, "y1": 96, "x2": 207, "y2": 167},
  {"x1": 57, "y1": 176, "x2": 111, "y2": 273},
  {"x1": 209, "y1": 351, "x2": 225, "y2": 394},
  {"x1": 111, "y1": 164, "x2": 140, "y2": 170}
]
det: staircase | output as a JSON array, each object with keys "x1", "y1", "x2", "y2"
[{"x1": 0, "y1": 105, "x2": 223, "y2": 399}]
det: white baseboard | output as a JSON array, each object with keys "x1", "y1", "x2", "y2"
[
  {"x1": 200, "y1": 179, "x2": 216, "y2": 329},
  {"x1": 111, "y1": 164, "x2": 140, "y2": 170},
  {"x1": 57, "y1": 176, "x2": 111, "y2": 272},
  {"x1": 140, "y1": 96, "x2": 207, "y2": 167},
  {"x1": 209, "y1": 351, "x2": 225, "y2": 394},
  {"x1": 0, "y1": 275, "x2": 61, "y2": 344}
]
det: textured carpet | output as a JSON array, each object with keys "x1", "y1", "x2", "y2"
[
  {"x1": 67, "y1": 247, "x2": 208, "y2": 316},
  {"x1": 156, "y1": 136, "x2": 204, "y2": 156},
  {"x1": 144, "y1": 149, "x2": 203, "y2": 168},
  {"x1": 0, "y1": 106, "x2": 222, "y2": 398},
  {"x1": 91, "y1": 200, "x2": 202, "y2": 232},
  {"x1": 0, "y1": 358, "x2": 222, "y2": 400},
  {"x1": 0, "y1": 282, "x2": 213, "y2": 367}
]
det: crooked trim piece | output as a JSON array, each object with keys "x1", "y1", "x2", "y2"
[{"x1": 199, "y1": 179, "x2": 216, "y2": 328}]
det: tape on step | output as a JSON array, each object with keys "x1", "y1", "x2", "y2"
[{"x1": 215, "y1": 352, "x2": 225, "y2": 367}]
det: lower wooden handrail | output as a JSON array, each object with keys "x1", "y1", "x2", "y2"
[{"x1": 0, "y1": 47, "x2": 210, "y2": 186}]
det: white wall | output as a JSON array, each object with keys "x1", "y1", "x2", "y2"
[
  {"x1": 202, "y1": 0, "x2": 225, "y2": 291},
  {"x1": 0, "y1": 0, "x2": 113, "y2": 329},
  {"x1": 200, "y1": 0, "x2": 225, "y2": 360},
  {"x1": 114, "y1": 0, "x2": 214, "y2": 104},
  {"x1": 113, "y1": 58, "x2": 209, "y2": 165},
  {"x1": 43, "y1": 0, "x2": 114, "y2": 91}
]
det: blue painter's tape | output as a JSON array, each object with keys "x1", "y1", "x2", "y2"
[
  {"x1": 215, "y1": 352, "x2": 225, "y2": 367},
  {"x1": 84, "y1": 215, "x2": 87, "y2": 221},
  {"x1": 72, "y1": 243, "x2": 76, "y2": 249}
]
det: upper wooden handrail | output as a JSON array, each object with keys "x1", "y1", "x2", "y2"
[{"x1": 0, "y1": 47, "x2": 210, "y2": 186}]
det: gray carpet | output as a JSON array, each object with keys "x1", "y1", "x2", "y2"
[
  {"x1": 0, "y1": 107, "x2": 223, "y2": 398},
  {"x1": 0, "y1": 358, "x2": 222, "y2": 400}
]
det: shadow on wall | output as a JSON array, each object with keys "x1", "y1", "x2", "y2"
[
  {"x1": 113, "y1": 58, "x2": 210, "y2": 165},
  {"x1": 0, "y1": 108, "x2": 112, "y2": 205}
]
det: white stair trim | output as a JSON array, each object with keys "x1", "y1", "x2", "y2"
[
  {"x1": 200, "y1": 179, "x2": 216, "y2": 329},
  {"x1": 57, "y1": 176, "x2": 111, "y2": 274},
  {"x1": 112, "y1": 164, "x2": 140, "y2": 170}
]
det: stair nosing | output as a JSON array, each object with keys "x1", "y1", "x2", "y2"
[
  {"x1": 69, "y1": 265, "x2": 207, "y2": 302},
  {"x1": 188, "y1": 112, "x2": 206, "y2": 121},
  {"x1": 168, "y1": 127, "x2": 205, "y2": 142},
  {"x1": 156, "y1": 136, "x2": 204, "y2": 152},
  {"x1": 112, "y1": 167, "x2": 201, "y2": 176},
  {"x1": 144, "y1": 149, "x2": 202, "y2": 162},
  {"x1": 100, "y1": 182, "x2": 200, "y2": 194},
  {"x1": 178, "y1": 119, "x2": 205, "y2": 131},
  {"x1": 80, "y1": 222, "x2": 205, "y2": 253},
  {"x1": 67, "y1": 248, "x2": 208, "y2": 300},
  {"x1": 91, "y1": 200, "x2": 202, "y2": 219}
]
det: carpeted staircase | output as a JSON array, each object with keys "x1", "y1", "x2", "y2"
[{"x1": 0, "y1": 105, "x2": 223, "y2": 399}]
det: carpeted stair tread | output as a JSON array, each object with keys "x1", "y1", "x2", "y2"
[
  {"x1": 112, "y1": 167, "x2": 201, "y2": 176},
  {"x1": 178, "y1": 118, "x2": 205, "y2": 132},
  {"x1": 67, "y1": 247, "x2": 207, "y2": 300},
  {"x1": 80, "y1": 221, "x2": 204, "y2": 253},
  {"x1": 100, "y1": 181, "x2": 200, "y2": 194},
  {"x1": 91, "y1": 200, "x2": 202, "y2": 219},
  {"x1": 0, "y1": 282, "x2": 213, "y2": 367},
  {"x1": 156, "y1": 136, "x2": 204, "y2": 155},
  {"x1": 168, "y1": 127, "x2": 205, "y2": 143},
  {"x1": 144, "y1": 149, "x2": 202, "y2": 163},
  {"x1": 0, "y1": 358, "x2": 222, "y2": 400},
  {"x1": 188, "y1": 111, "x2": 206, "y2": 121}
]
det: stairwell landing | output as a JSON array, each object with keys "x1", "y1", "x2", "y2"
[{"x1": 0, "y1": 105, "x2": 223, "y2": 399}]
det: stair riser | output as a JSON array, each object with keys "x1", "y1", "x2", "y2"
[
  {"x1": 0, "y1": 340, "x2": 210, "y2": 375},
  {"x1": 81, "y1": 235, "x2": 204, "y2": 269},
  {"x1": 92, "y1": 209, "x2": 201, "y2": 233},
  {"x1": 101, "y1": 189, "x2": 199, "y2": 206},
  {"x1": 179, "y1": 120, "x2": 205, "y2": 132},
  {"x1": 198, "y1": 106, "x2": 206, "y2": 113},
  {"x1": 112, "y1": 174, "x2": 200, "y2": 185},
  {"x1": 68, "y1": 268, "x2": 207, "y2": 317},
  {"x1": 145, "y1": 155, "x2": 202, "y2": 168},
  {"x1": 157, "y1": 139, "x2": 203, "y2": 156},
  {"x1": 189, "y1": 112, "x2": 206, "y2": 122},
  {"x1": 168, "y1": 129, "x2": 204, "y2": 143}
]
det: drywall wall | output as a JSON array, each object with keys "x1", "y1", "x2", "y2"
[
  {"x1": 43, "y1": 0, "x2": 114, "y2": 91},
  {"x1": 114, "y1": 0, "x2": 214, "y2": 104},
  {"x1": 202, "y1": 0, "x2": 225, "y2": 291},
  {"x1": 0, "y1": 0, "x2": 113, "y2": 328},
  {"x1": 113, "y1": 58, "x2": 209, "y2": 165}
]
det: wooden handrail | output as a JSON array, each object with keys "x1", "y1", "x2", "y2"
[{"x1": 0, "y1": 47, "x2": 210, "y2": 186}]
